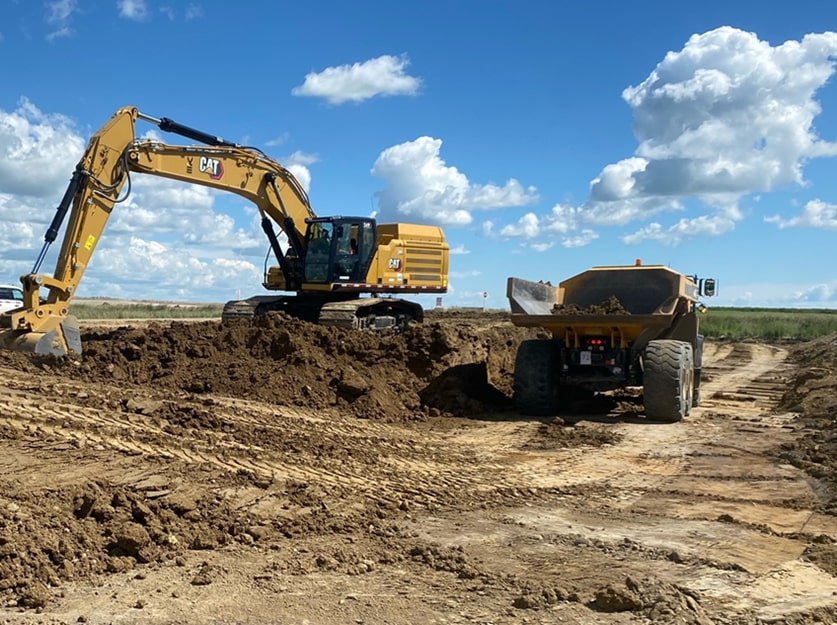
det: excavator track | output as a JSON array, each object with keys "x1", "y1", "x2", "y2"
[{"x1": 222, "y1": 296, "x2": 423, "y2": 330}]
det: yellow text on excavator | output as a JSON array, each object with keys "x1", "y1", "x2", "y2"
[{"x1": 0, "y1": 107, "x2": 449, "y2": 356}]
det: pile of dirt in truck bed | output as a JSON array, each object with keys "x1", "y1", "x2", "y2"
[
  {"x1": 776, "y1": 333, "x2": 837, "y2": 512},
  {"x1": 11, "y1": 314, "x2": 545, "y2": 422},
  {"x1": 552, "y1": 296, "x2": 629, "y2": 315}
]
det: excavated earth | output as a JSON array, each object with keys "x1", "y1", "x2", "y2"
[{"x1": 0, "y1": 311, "x2": 835, "y2": 625}]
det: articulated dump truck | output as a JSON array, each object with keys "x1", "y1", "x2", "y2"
[{"x1": 507, "y1": 262, "x2": 716, "y2": 422}]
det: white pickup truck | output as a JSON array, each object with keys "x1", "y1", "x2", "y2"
[{"x1": 0, "y1": 284, "x2": 24, "y2": 315}]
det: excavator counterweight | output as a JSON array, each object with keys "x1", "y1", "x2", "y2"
[{"x1": 0, "y1": 107, "x2": 449, "y2": 356}]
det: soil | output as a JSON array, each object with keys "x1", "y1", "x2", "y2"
[
  {"x1": 552, "y1": 296, "x2": 630, "y2": 315},
  {"x1": 0, "y1": 314, "x2": 835, "y2": 624}
]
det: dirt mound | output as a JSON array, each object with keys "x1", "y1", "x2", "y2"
[
  {"x1": 776, "y1": 333, "x2": 837, "y2": 511},
  {"x1": 33, "y1": 314, "x2": 543, "y2": 422},
  {"x1": 0, "y1": 480, "x2": 256, "y2": 608},
  {"x1": 552, "y1": 296, "x2": 629, "y2": 315}
]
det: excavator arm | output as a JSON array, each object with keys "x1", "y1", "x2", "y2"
[{"x1": 0, "y1": 106, "x2": 317, "y2": 355}]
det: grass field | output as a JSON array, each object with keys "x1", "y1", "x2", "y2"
[
  {"x1": 699, "y1": 307, "x2": 837, "y2": 341},
  {"x1": 70, "y1": 303, "x2": 223, "y2": 320}
]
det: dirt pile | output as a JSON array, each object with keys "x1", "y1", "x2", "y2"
[
  {"x1": 19, "y1": 314, "x2": 543, "y2": 421},
  {"x1": 0, "y1": 480, "x2": 257, "y2": 608},
  {"x1": 777, "y1": 333, "x2": 837, "y2": 511},
  {"x1": 552, "y1": 296, "x2": 629, "y2": 315}
]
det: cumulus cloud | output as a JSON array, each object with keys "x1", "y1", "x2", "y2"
[
  {"x1": 493, "y1": 26, "x2": 837, "y2": 247},
  {"x1": 561, "y1": 229, "x2": 599, "y2": 248},
  {"x1": 0, "y1": 98, "x2": 85, "y2": 198},
  {"x1": 281, "y1": 151, "x2": 318, "y2": 193},
  {"x1": 449, "y1": 244, "x2": 470, "y2": 255},
  {"x1": 92, "y1": 236, "x2": 262, "y2": 299},
  {"x1": 372, "y1": 136, "x2": 537, "y2": 225},
  {"x1": 500, "y1": 212, "x2": 539, "y2": 238},
  {"x1": 622, "y1": 214, "x2": 736, "y2": 245},
  {"x1": 530, "y1": 242, "x2": 554, "y2": 252},
  {"x1": 592, "y1": 27, "x2": 837, "y2": 220},
  {"x1": 794, "y1": 282, "x2": 837, "y2": 303},
  {"x1": 46, "y1": 0, "x2": 77, "y2": 41},
  {"x1": 765, "y1": 199, "x2": 837, "y2": 229},
  {"x1": 118, "y1": 0, "x2": 150, "y2": 21},
  {"x1": 292, "y1": 55, "x2": 421, "y2": 105},
  {"x1": 0, "y1": 100, "x2": 275, "y2": 301}
]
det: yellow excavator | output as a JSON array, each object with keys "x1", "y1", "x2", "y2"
[{"x1": 0, "y1": 106, "x2": 449, "y2": 356}]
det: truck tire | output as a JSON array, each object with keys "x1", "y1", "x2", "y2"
[
  {"x1": 514, "y1": 339, "x2": 559, "y2": 416},
  {"x1": 643, "y1": 339, "x2": 694, "y2": 423}
]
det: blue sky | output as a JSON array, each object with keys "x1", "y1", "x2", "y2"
[{"x1": 0, "y1": 0, "x2": 835, "y2": 308}]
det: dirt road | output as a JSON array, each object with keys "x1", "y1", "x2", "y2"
[{"x1": 0, "y1": 317, "x2": 834, "y2": 624}]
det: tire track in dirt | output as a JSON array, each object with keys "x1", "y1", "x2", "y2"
[
  {"x1": 415, "y1": 341, "x2": 837, "y2": 622},
  {"x1": 0, "y1": 365, "x2": 522, "y2": 511}
]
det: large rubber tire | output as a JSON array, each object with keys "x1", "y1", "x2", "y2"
[
  {"x1": 513, "y1": 339, "x2": 560, "y2": 416},
  {"x1": 643, "y1": 339, "x2": 694, "y2": 423}
]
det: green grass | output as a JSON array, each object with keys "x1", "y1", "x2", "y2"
[
  {"x1": 699, "y1": 307, "x2": 837, "y2": 341},
  {"x1": 69, "y1": 303, "x2": 223, "y2": 320}
]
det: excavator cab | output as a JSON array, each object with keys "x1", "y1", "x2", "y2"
[{"x1": 302, "y1": 217, "x2": 376, "y2": 285}]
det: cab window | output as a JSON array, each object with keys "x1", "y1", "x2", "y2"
[
  {"x1": 303, "y1": 222, "x2": 334, "y2": 283},
  {"x1": 0, "y1": 288, "x2": 23, "y2": 301}
]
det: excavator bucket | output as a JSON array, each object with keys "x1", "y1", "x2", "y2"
[{"x1": 0, "y1": 315, "x2": 82, "y2": 357}]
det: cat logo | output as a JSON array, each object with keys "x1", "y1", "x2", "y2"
[
  {"x1": 199, "y1": 156, "x2": 224, "y2": 180},
  {"x1": 388, "y1": 258, "x2": 401, "y2": 270}
]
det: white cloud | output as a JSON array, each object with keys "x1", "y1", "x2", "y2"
[
  {"x1": 493, "y1": 26, "x2": 837, "y2": 247},
  {"x1": 590, "y1": 27, "x2": 837, "y2": 218},
  {"x1": 0, "y1": 98, "x2": 85, "y2": 198},
  {"x1": 46, "y1": 0, "x2": 77, "y2": 41},
  {"x1": 159, "y1": 6, "x2": 175, "y2": 20},
  {"x1": 543, "y1": 203, "x2": 581, "y2": 233},
  {"x1": 622, "y1": 214, "x2": 736, "y2": 245},
  {"x1": 118, "y1": 0, "x2": 150, "y2": 21},
  {"x1": 372, "y1": 136, "x2": 537, "y2": 225},
  {"x1": 106, "y1": 177, "x2": 262, "y2": 252},
  {"x1": 185, "y1": 4, "x2": 203, "y2": 20},
  {"x1": 265, "y1": 133, "x2": 289, "y2": 147},
  {"x1": 0, "y1": 100, "x2": 275, "y2": 301},
  {"x1": 292, "y1": 54, "x2": 421, "y2": 105},
  {"x1": 766, "y1": 199, "x2": 837, "y2": 229},
  {"x1": 500, "y1": 212, "x2": 539, "y2": 238},
  {"x1": 91, "y1": 236, "x2": 262, "y2": 300},
  {"x1": 482, "y1": 221, "x2": 494, "y2": 236},
  {"x1": 794, "y1": 282, "x2": 837, "y2": 303},
  {"x1": 530, "y1": 242, "x2": 554, "y2": 252},
  {"x1": 561, "y1": 229, "x2": 599, "y2": 248},
  {"x1": 449, "y1": 244, "x2": 470, "y2": 255},
  {"x1": 281, "y1": 151, "x2": 318, "y2": 193}
]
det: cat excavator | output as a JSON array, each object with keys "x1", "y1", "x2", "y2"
[{"x1": 0, "y1": 106, "x2": 449, "y2": 356}]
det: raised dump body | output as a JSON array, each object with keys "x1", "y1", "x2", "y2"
[{"x1": 507, "y1": 263, "x2": 715, "y2": 422}]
